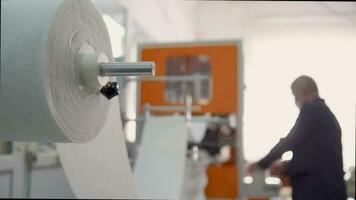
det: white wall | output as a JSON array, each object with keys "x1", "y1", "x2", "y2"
[
  {"x1": 93, "y1": 0, "x2": 196, "y2": 58},
  {"x1": 193, "y1": 2, "x2": 356, "y2": 39},
  {"x1": 125, "y1": 0, "x2": 196, "y2": 42}
]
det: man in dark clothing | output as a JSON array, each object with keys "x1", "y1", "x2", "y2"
[{"x1": 247, "y1": 75, "x2": 347, "y2": 200}]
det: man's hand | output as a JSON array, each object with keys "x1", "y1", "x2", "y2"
[
  {"x1": 270, "y1": 160, "x2": 285, "y2": 176},
  {"x1": 246, "y1": 162, "x2": 258, "y2": 175}
]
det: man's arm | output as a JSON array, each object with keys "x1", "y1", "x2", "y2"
[{"x1": 257, "y1": 105, "x2": 315, "y2": 169}]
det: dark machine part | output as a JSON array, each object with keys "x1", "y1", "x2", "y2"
[{"x1": 100, "y1": 82, "x2": 119, "y2": 99}]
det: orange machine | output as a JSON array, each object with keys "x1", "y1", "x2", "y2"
[
  {"x1": 139, "y1": 43, "x2": 239, "y2": 115},
  {"x1": 139, "y1": 41, "x2": 243, "y2": 199},
  {"x1": 205, "y1": 147, "x2": 239, "y2": 198}
]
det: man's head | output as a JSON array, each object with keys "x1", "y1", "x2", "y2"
[{"x1": 291, "y1": 75, "x2": 319, "y2": 109}]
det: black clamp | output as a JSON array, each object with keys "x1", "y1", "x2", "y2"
[{"x1": 100, "y1": 82, "x2": 119, "y2": 99}]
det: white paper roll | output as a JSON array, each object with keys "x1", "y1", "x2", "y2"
[
  {"x1": 0, "y1": 0, "x2": 112, "y2": 143},
  {"x1": 56, "y1": 98, "x2": 137, "y2": 199},
  {"x1": 134, "y1": 116, "x2": 187, "y2": 200}
]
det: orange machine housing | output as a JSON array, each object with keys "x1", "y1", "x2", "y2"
[
  {"x1": 139, "y1": 44, "x2": 239, "y2": 115},
  {"x1": 140, "y1": 43, "x2": 242, "y2": 199},
  {"x1": 205, "y1": 147, "x2": 239, "y2": 198}
]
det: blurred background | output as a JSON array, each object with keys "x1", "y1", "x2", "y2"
[
  {"x1": 97, "y1": 0, "x2": 356, "y2": 170},
  {"x1": 0, "y1": 1, "x2": 355, "y2": 199}
]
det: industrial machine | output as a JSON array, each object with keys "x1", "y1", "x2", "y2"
[{"x1": 136, "y1": 41, "x2": 283, "y2": 200}]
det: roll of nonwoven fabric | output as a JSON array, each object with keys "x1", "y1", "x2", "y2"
[{"x1": 0, "y1": 0, "x2": 112, "y2": 143}]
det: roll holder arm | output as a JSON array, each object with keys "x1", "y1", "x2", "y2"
[{"x1": 77, "y1": 53, "x2": 155, "y2": 99}]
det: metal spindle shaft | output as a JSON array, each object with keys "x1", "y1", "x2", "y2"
[{"x1": 99, "y1": 62, "x2": 155, "y2": 76}]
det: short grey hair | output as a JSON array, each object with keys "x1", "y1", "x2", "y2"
[{"x1": 291, "y1": 75, "x2": 319, "y2": 94}]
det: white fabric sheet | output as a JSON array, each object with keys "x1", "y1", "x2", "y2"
[
  {"x1": 134, "y1": 116, "x2": 187, "y2": 200},
  {"x1": 56, "y1": 98, "x2": 137, "y2": 199}
]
